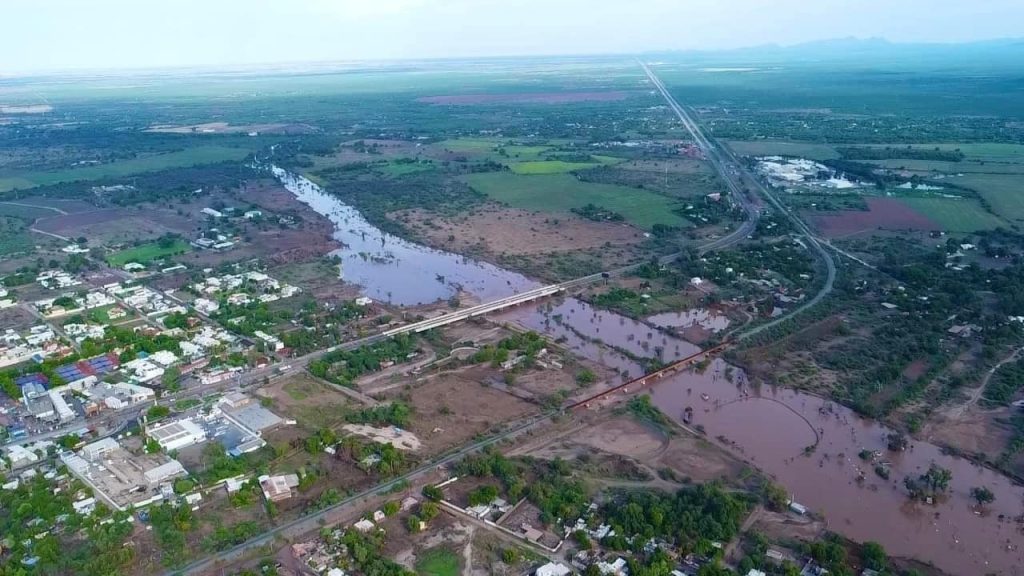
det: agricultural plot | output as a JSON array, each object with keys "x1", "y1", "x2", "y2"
[
  {"x1": 952, "y1": 173, "x2": 1024, "y2": 222},
  {"x1": 106, "y1": 239, "x2": 191, "y2": 266},
  {"x1": 0, "y1": 146, "x2": 251, "y2": 192},
  {"x1": 724, "y1": 140, "x2": 839, "y2": 160},
  {"x1": 895, "y1": 197, "x2": 1007, "y2": 232},
  {"x1": 461, "y1": 172, "x2": 688, "y2": 230}
]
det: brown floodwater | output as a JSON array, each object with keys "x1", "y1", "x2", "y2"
[
  {"x1": 646, "y1": 308, "x2": 730, "y2": 333},
  {"x1": 508, "y1": 304, "x2": 1024, "y2": 576},
  {"x1": 277, "y1": 164, "x2": 1024, "y2": 574}
]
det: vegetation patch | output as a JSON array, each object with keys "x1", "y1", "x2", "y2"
[
  {"x1": 415, "y1": 547, "x2": 461, "y2": 576},
  {"x1": 0, "y1": 146, "x2": 251, "y2": 192},
  {"x1": 895, "y1": 197, "x2": 1006, "y2": 232},
  {"x1": 509, "y1": 160, "x2": 602, "y2": 174},
  {"x1": 107, "y1": 237, "x2": 191, "y2": 266},
  {"x1": 461, "y1": 172, "x2": 688, "y2": 230}
]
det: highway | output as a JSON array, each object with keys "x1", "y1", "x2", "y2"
[
  {"x1": 639, "y1": 61, "x2": 836, "y2": 340},
  {"x1": 639, "y1": 61, "x2": 759, "y2": 254}
]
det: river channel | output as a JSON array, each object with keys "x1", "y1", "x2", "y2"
[{"x1": 274, "y1": 168, "x2": 1024, "y2": 575}]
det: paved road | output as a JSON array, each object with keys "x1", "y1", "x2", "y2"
[
  {"x1": 639, "y1": 61, "x2": 836, "y2": 341},
  {"x1": 172, "y1": 411, "x2": 557, "y2": 575}
]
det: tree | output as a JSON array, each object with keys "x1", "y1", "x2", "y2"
[
  {"x1": 422, "y1": 485, "x2": 443, "y2": 502},
  {"x1": 468, "y1": 484, "x2": 499, "y2": 506},
  {"x1": 970, "y1": 486, "x2": 995, "y2": 506},
  {"x1": 575, "y1": 369, "x2": 597, "y2": 386},
  {"x1": 904, "y1": 464, "x2": 952, "y2": 501},
  {"x1": 406, "y1": 515, "x2": 422, "y2": 533},
  {"x1": 419, "y1": 501, "x2": 439, "y2": 521},
  {"x1": 382, "y1": 500, "x2": 400, "y2": 517},
  {"x1": 147, "y1": 405, "x2": 170, "y2": 421},
  {"x1": 161, "y1": 366, "x2": 181, "y2": 390},
  {"x1": 860, "y1": 541, "x2": 887, "y2": 571},
  {"x1": 573, "y1": 529, "x2": 592, "y2": 550},
  {"x1": 886, "y1": 432, "x2": 909, "y2": 452},
  {"x1": 761, "y1": 481, "x2": 789, "y2": 511}
]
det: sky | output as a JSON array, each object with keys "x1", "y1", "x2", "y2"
[{"x1": 3, "y1": 0, "x2": 1023, "y2": 73}]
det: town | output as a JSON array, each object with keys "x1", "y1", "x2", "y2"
[{"x1": 3, "y1": 8, "x2": 1024, "y2": 576}]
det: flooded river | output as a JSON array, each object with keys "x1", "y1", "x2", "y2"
[
  {"x1": 272, "y1": 167, "x2": 537, "y2": 305},
  {"x1": 274, "y1": 168, "x2": 1024, "y2": 575}
]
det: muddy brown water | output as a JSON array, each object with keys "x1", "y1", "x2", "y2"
[
  {"x1": 272, "y1": 167, "x2": 537, "y2": 305},
  {"x1": 507, "y1": 302, "x2": 1024, "y2": 575},
  {"x1": 276, "y1": 167, "x2": 1024, "y2": 575},
  {"x1": 646, "y1": 308, "x2": 730, "y2": 332}
]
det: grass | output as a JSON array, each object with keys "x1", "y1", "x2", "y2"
[
  {"x1": 724, "y1": 140, "x2": 840, "y2": 160},
  {"x1": 509, "y1": 160, "x2": 600, "y2": 175},
  {"x1": 415, "y1": 548, "x2": 460, "y2": 576},
  {"x1": 0, "y1": 146, "x2": 251, "y2": 192},
  {"x1": 953, "y1": 173, "x2": 1024, "y2": 223},
  {"x1": 896, "y1": 197, "x2": 1007, "y2": 232},
  {"x1": 461, "y1": 172, "x2": 689, "y2": 230},
  {"x1": 0, "y1": 202, "x2": 62, "y2": 220},
  {"x1": 283, "y1": 378, "x2": 317, "y2": 401},
  {"x1": 0, "y1": 217, "x2": 34, "y2": 256},
  {"x1": 87, "y1": 304, "x2": 126, "y2": 324},
  {"x1": 107, "y1": 239, "x2": 191, "y2": 266},
  {"x1": 509, "y1": 156, "x2": 623, "y2": 175}
]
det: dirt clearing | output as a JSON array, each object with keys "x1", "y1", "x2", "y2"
[
  {"x1": 392, "y1": 205, "x2": 643, "y2": 256},
  {"x1": 401, "y1": 372, "x2": 535, "y2": 455},
  {"x1": 809, "y1": 197, "x2": 939, "y2": 238}
]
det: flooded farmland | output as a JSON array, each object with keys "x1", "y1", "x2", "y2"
[{"x1": 276, "y1": 167, "x2": 1024, "y2": 576}]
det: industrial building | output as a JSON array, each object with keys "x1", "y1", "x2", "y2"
[
  {"x1": 62, "y1": 437, "x2": 188, "y2": 510},
  {"x1": 147, "y1": 418, "x2": 208, "y2": 452}
]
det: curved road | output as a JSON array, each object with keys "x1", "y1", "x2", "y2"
[
  {"x1": 639, "y1": 61, "x2": 835, "y2": 341},
  {"x1": 165, "y1": 65, "x2": 777, "y2": 576}
]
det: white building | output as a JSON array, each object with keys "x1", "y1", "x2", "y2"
[
  {"x1": 193, "y1": 298, "x2": 219, "y2": 314},
  {"x1": 147, "y1": 418, "x2": 208, "y2": 452},
  {"x1": 144, "y1": 460, "x2": 187, "y2": 484},
  {"x1": 201, "y1": 207, "x2": 224, "y2": 218},
  {"x1": 80, "y1": 437, "x2": 120, "y2": 462},
  {"x1": 536, "y1": 563, "x2": 572, "y2": 576}
]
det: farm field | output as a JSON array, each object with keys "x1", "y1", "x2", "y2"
[
  {"x1": 509, "y1": 159, "x2": 599, "y2": 174},
  {"x1": 461, "y1": 172, "x2": 688, "y2": 230},
  {"x1": 106, "y1": 239, "x2": 191, "y2": 266},
  {"x1": 724, "y1": 140, "x2": 839, "y2": 160},
  {"x1": 0, "y1": 146, "x2": 251, "y2": 192},
  {"x1": 895, "y1": 196, "x2": 1008, "y2": 232},
  {"x1": 952, "y1": 173, "x2": 1024, "y2": 222}
]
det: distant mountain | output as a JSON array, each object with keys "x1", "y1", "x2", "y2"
[{"x1": 646, "y1": 37, "x2": 1024, "y2": 68}]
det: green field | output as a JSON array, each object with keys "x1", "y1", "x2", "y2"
[
  {"x1": 107, "y1": 239, "x2": 191, "y2": 266},
  {"x1": 909, "y1": 143, "x2": 1024, "y2": 163},
  {"x1": 462, "y1": 172, "x2": 688, "y2": 229},
  {"x1": 896, "y1": 197, "x2": 1007, "y2": 232},
  {"x1": 0, "y1": 146, "x2": 251, "y2": 193},
  {"x1": 509, "y1": 155, "x2": 623, "y2": 175},
  {"x1": 725, "y1": 140, "x2": 840, "y2": 160},
  {"x1": 415, "y1": 548, "x2": 460, "y2": 576},
  {"x1": 509, "y1": 160, "x2": 600, "y2": 175},
  {"x1": 952, "y1": 173, "x2": 1024, "y2": 222},
  {"x1": 0, "y1": 217, "x2": 34, "y2": 256},
  {"x1": 0, "y1": 202, "x2": 62, "y2": 220}
]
